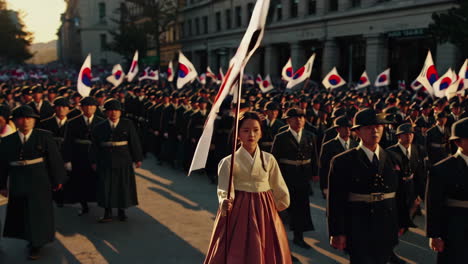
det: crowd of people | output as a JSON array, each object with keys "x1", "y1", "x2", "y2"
[{"x1": 0, "y1": 74, "x2": 467, "y2": 263}]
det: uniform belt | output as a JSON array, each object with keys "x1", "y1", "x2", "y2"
[
  {"x1": 53, "y1": 137, "x2": 64, "y2": 142},
  {"x1": 261, "y1": 142, "x2": 273, "y2": 147},
  {"x1": 10, "y1": 157, "x2": 44, "y2": 166},
  {"x1": 348, "y1": 192, "x2": 396, "y2": 203},
  {"x1": 279, "y1": 159, "x2": 311, "y2": 166},
  {"x1": 402, "y1": 174, "x2": 414, "y2": 181},
  {"x1": 101, "y1": 141, "x2": 128, "y2": 147},
  {"x1": 430, "y1": 143, "x2": 447, "y2": 148},
  {"x1": 446, "y1": 199, "x2": 468, "y2": 208},
  {"x1": 75, "y1": 139, "x2": 92, "y2": 144}
]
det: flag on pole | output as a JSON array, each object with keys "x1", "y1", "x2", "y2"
[
  {"x1": 410, "y1": 79, "x2": 423, "y2": 91},
  {"x1": 322, "y1": 67, "x2": 346, "y2": 90},
  {"x1": 167, "y1": 60, "x2": 174, "y2": 82},
  {"x1": 77, "y1": 54, "x2": 92, "y2": 97},
  {"x1": 374, "y1": 68, "x2": 391, "y2": 87},
  {"x1": 445, "y1": 70, "x2": 461, "y2": 100},
  {"x1": 433, "y1": 68, "x2": 454, "y2": 98},
  {"x1": 459, "y1": 59, "x2": 468, "y2": 90},
  {"x1": 206, "y1": 66, "x2": 217, "y2": 80},
  {"x1": 356, "y1": 71, "x2": 370, "y2": 89},
  {"x1": 281, "y1": 58, "x2": 294, "y2": 82},
  {"x1": 189, "y1": 0, "x2": 270, "y2": 174},
  {"x1": 138, "y1": 67, "x2": 159, "y2": 81},
  {"x1": 255, "y1": 74, "x2": 263, "y2": 85},
  {"x1": 416, "y1": 50, "x2": 438, "y2": 96},
  {"x1": 286, "y1": 54, "x2": 315, "y2": 89},
  {"x1": 126, "y1": 50, "x2": 139, "y2": 82},
  {"x1": 177, "y1": 51, "x2": 198, "y2": 89},
  {"x1": 260, "y1": 74, "x2": 274, "y2": 93},
  {"x1": 106, "y1": 64, "x2": 125, "y2": 87}
]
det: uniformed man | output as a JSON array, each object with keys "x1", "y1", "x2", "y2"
[
  {"x1": 63, "y1": 96, "x2": 104, "y2": 216},
  {"x1": 271, "y1": 108, "x2": 318, "y2": 249},
  {"x1": 426, "y1": 117, "x2": 468, "y2": 264},
  {"x1": 328, "y1": 108, "x2": 407, "y2": 264},
  {"x1": 259, "y1": 101, "x2": 285, "y2": 152},
  {"x1": 0, "y1": 105, "x2": 66, "y2": 260},
  {"x1": 67, "y1": 92, "x2": 82, "y2": 119},
  {"x1": 91, "y1": 99, "x2": 143, "y2": 223},
  {"x1": 319, "y1": 115, "x2": 358, "y2": 198},
  {"x1": 427, "y1": 112, "x2": 451, "y2": 165},
  {"x1": 28, "y1": 86, "x2": 54, "y2": 120}
]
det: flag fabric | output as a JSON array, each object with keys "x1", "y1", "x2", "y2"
[
  {"x1": 138, "y1": 67, "x2": 159, "y2": 81},
  {"x1": 167, "y1": 60, "x2": 174, "y2": 82},
  {"x1": 281, "y1": 58, "x2": 294, "y2": 82},
  {"x1": 206, "y1": 66, "x2": 217, "y2": 80},
  {"x1": 177, "y1": 51, "x2": 198, "y2": 89},
  {"x1": 459, "y1": 59, "x2": 468, "y2": 90},
  {"x1": 198, "y1": 73, "x2": 207, "y2": 85},
  {"x1": 77, "y1": 54, "x2": 92, "y2": 97},
  {"x1": 255, "y1": 74, "x2": 263, "y2": 85},
  {"x1": 356, "y1": 71, "x2": 370, "y2": 89},
  {"x1": 126, "y1": 51, "x2": 139, "y2": 82},
  {"x1": 189, "y1": 0, "x2": 270, "y2": 174},
  {"x1": 260, "y1": 74, "x2": 274, "y2": 93},
  {"x1": 106, "y1": 64, "x2": 125, "y2": 87},
  {"x1": 433, "y1": 68, "x2": 454, "y2": 98},
  {"x1": 286, "y1": 54, "x2": 315, "y2": 89},
  {"x1": 374, "y1": 68, "x2": 391, "y2": 87},
  {"x1": 398, "y1": 80, "x2": 406, "y2": 90},
  {"x1": 416, "y1": 51, "x2": 438, "y2": 96},
  {"x1": 322, "y1": 67, "x2": 346, "y2": 90},
  {"x1": 410, "y1": 79, "x2": 423, "y2": 91}
]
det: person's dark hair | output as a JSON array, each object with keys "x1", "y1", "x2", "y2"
[{"x1": 236, "y1": 111, "x2": 267, "y2": 172}]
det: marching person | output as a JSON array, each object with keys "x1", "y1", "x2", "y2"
[
  {"x1": 0, "y1": 105, "x2": 66, "y2": 260},
  {"x1": 259, "y1": 101, "x2": 285, "y2": 152},
  {"x1": 204, "y1": 112, "x2": 292, "y2": 264},
  {"x1": 91, "y1": 99, "x2": 143, "y2": 223},
  {"x1": 427, "y1": 112, "x2": 451, "y2": 165},
  {"x1": 271, "y1": 108, "x2": 318, "y2": 249},
  {"x1": 63, "y1": 96, "x2": 104, "y2": 216},
  {"x1": 328, "y1": 108, "x2": 408, "y2": 264},
  {"x1": 426, "y1": 117, "x2": 468, "y2": 264}
]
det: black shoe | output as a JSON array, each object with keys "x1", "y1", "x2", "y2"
[
  {"x1": 388, "y1": 252, "x2": 407, "y2": 264},
  {"x1": 293, "y1": 239, "x2": 312, "y2": 249},
  {"x1": 28, "y1": 247, "x2": 41, "y2": 260},
  {"x1": 118, "y1": 209, "x2": 128, "y2": 222},
  {"x1": 291, "y1": 254, "x2": 300, "y2": 262}
]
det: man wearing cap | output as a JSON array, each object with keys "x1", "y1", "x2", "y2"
[
  {"x1": 426, "y1": 117, "x2": 468, "y2": 263},
  {"x1": 260, "y1": 101, "x2": 285, "y2": 152},
  {"x1": 319, "y1": 115, "x2": 358, "y2": 198},
  {"x1": 91, "y1": 99, "x2": 143, "y2": 223},
  {"x1": 67, "y1": 92, "x2": 83, "y2": 119},
  {"x1": 0, "y1": 105, "x2": 66, "y2": 260},
  {"x1": 27, "y1": 86, "x2": 54, "y2": 120},
  {"x1": 63, "y1": 97, "x2": 104, "y2": 216},
  {"x1": 186, "y1": 97, "x2": 209, "y2": 171},
  {"x1": 328, "y1": 108, "x2": 408, "y2": 264},
  {"x1": 271, "y1": 107, "x2": 318, "y2": 249},
  {"x1": 427, "y1": 112, "x2": 451, "y2": 165}
]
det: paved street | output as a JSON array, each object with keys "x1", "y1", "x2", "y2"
[{"x1": 0, "y1": 155, "x2": 436, "y2": 264}]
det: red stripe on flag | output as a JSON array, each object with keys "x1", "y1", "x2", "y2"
[{"x1": 214, "y1": 66, "x2": 234, "y2": 104}]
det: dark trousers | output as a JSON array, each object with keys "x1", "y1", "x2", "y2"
[{"x1": 349, "y1": 251, "x2": 390, "y2": 264}]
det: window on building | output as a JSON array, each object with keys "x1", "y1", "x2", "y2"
[
  {"x1": 203, "y1": 16, "x2": 208, "y2": 34},
  {"x1": 180, "y1": 21, "x2": 185, "y2": 38},
  {"x1": 235, "y1": 6, "x2": 242, "y2": 27},
  {"x1": 350, "y1": 0, "x2": 361, "y2": 8},
  {"x1": 226, "y1": 9, "x2": 232, "y2": 29},
  {"x1": 216, "y1": 12, "x2": 221, "y2": 32},
  {"x1": 329, "y1": 0, "x2": 338, "y2": 12},
  {"x1": 195, "y1": 17, "x2": 200, "y2": 35},
  {"x1": 290, "y1": 0, "x2": 298, "y2": 18},
  {"x1": 100, "y1": 34, "x2": 107, "y2": 51},
  {"x1": 187, "y1": 19, "x2": 192, "y2": 36},
  {"x1": 308, "y1": 0, "x2": 316, "y2": 15},
  {"x1": 247, "y1": 3, "x2": 254, "y2": 18},
  {"x1": 276, "y1": 3, "x2": 282, "y2": 21},
  {"x1": 98, "y1": 2, "x2": 106, "y2": 23}
]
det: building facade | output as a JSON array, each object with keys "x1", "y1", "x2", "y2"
[
  {"x1": 180, "y1": 0, "x2": 461, "y2": 86},
  {"x1": 58, "y1": 0, "x2": 123, "y2": 66}
]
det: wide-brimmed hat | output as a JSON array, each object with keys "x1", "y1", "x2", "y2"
[
  {"x1": 352, "y1": 108, "x2": 392, "y2": 130},
  {"x1": 53, "y1": 97, "x2": 71, "y2": 107},
  {"x1": 80, "y1": 96, "x2": 99, "y2": 106},
  {"x1": 450, "y1": 117, "x2": 468, "y2": 140},
  {"x1": 332, "y1": 115, "x2": 352, "y2": 128},
  {"x1": 284, "y1": 108, "x2": 305, "y2": 119},
  {"x1": 11, "y1": 105, "x2": 40, "y2": 119},
  {"x1": 104, "y1": 99, "x2": 123, "y2": 111},
  {"x1": 396, "y1": 123, "x2": 415, "y2": 136}
]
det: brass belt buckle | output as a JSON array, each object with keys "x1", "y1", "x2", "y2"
[{"x1": 371, "y1": 193, "x2": 384, "y2": 202}]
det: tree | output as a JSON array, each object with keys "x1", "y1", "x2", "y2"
[
  {"x1": 428, "y1": 2, "x2": 468, "y2": 58},
  {"x1": 0, "y1": 0, "x2": 33, "y2": 63}
]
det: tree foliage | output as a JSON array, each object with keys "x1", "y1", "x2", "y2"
[
  {"x1": 0, "y1": 0, "x2": 33, "y2": 63},
  {"x1": 428, "y1": 2, "x2": 468, "y2": 58}
]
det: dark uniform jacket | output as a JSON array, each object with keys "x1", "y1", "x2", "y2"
[
  {"x1": 28, "y1": 100, "x2": 54, "y2": 120},
  {"x1": 259, "y1": 118, "x2": 285, "y2": 152},
  {"x1": 0, "y1": 129, "x2": 66, "y2": 247},
  {"x1": 38, "y1": 115, "x2": 67, "y2": 154},
  {"x1": 427, "y1": 125, "x2": 451, "y2": 165},
  {"x1": 426, "y1": 153, "x2": 468, "y2": 264}
]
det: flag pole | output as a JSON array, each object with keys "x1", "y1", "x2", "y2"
[{"x1": 225, "y1": 70, "x2": 244, "y2": 264}]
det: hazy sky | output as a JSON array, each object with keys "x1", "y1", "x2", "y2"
[{"x1": 7, "y1": 0, "x2": 66, "y2": 43}]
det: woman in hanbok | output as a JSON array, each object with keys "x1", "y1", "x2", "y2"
[{"x1": 204, "y1": 112, "x2": 292, "y2": 264}]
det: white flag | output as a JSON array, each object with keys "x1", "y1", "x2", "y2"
[
  {"x1": 177, "y1": 51, "x2": 198, "y2": 89},
  {"x1": 106, "y1": 64, "x2": 125, "y2": 87},
  {"x1": 77, "y1": 54, "x2": 92, "y2": 97},
  {"x1": 126, "y1": 50, "x2": 139, "y2": 82},
  {"x1": 374, "y1": 68, "x2": 391, "y2": 87},
  {"x1": 286, "y1": 54, "x2": 315, "y2": 89}
]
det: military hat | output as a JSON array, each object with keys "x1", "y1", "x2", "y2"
[
  {"x1": 48, "y1": 87, "x2": 58, "y2": 94},
  {"x1": 71, "y1": 92, "x2": 83, "y2": 99},
  {"x1": 450, "y1": 117, "x2": 468, "y2": 140},
  {"x1": 21, "y1": 86, "x2": 32, "y2": 95},
  {"x1": 53, "y1": 97, "x2": 71, "y2": 107},
  {"x1": 352, "y1": 108, "x2": 392, "y2": 130},
  {"x1": 396, "y1": 123, "x2": 415, "y2": 136},
  {"x1": 436, "y1": 111, "x2": 449, "y2": 119},
  {"x1": 31, "y1": 86, "x2": 44, "y2": 93},
  {"x1": 284, "y1": 108, "x2": 305, "y2": 119},
  {"x1": 104, "y1": 99, "x2": 123, "y2": 111},
  {"x1": 95, "y1": 89, "x2": 107, "y2": 98},
  {"x1": 57, "y1": 86, "x2": 69, "y2": 96},
  {"x1": 80, "y1": 96, "x2": 99, "y2": 106},
  {"x1": 450, "y1": 101, "x2": 461, "y2": 109},
  {"x1": 11, "y1": 105, "x2": 39, "y2": 119},
  {"x1": 0, "y1": 105, "x2": 10, "y2": 120},
  {"x1": 332, "y1": 115, "x2": 352, "y2": 128},
  {"x1": 265, "y1": 101, "x2": 280, "y2": 111}
]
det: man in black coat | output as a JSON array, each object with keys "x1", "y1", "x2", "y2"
[
  {"x1": 328, "y1": 108, "x2": 408, "y2": 264},
  {"x1": 0, "y1": 105, "x2": 66, "y2": 260},
  {"x1": 63, "y1": 96, "x2": 104, "y2": 216},
  {"x1": 271, "y1": 108, "x2": 318, "y2": 249},
  {"x1": 427, "y1": 112, "x2": 451, "y2": 165},
  {"x1": 28, "y1": 86, "x2": 54, "y2": 120},
  {"x1": 259, "y1": 101, "x2": 285, "y2": 152},
  {"x1": 426, "y1": 117, "x2": 468, "y2": 264},
  {"x1": 319, "y1": 115, "x2": 357, "y2": 198},
  {"x1": 91, "y1": 99, "x2": 143, "y2": 223}
]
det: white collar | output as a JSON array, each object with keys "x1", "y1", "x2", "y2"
[
  {"x1": 267, "y1": 118, "x2": 276, "y2": 126},
  {"x1": 84, "y1": 115, "x2": 94, "y2": 123},
  {"x1": 336, "y1": 136, "x2": 350, "y2": 149},
  {"x1": 55, "y1": 116, "x2": 67, "y2": 126},
  {"x1": 397, "y1": 143, "x2": 411, "y2": 158},
  {"x1": 358, "y1": 141, "x2": 380, "y2": 162},
  {"x1": 437, "y1": 125, "x2": 445, "y2": 133},
  {"x1": 456, "y1": 149, "x2": 468, "y2": 166},
  {"x1": 289, "y1": 127, "x2": 302, "y2": 142},
  {"x1": 18, "y1": 130, "x2": 33, "y2": 142},
  {"x1": 35, "y1": 100, "x2": 43, "y2": 107},
  {"x1": 108, "y1": 119, "x2": 120, "y2": 128},
  {"x1": 238, "y1": 145, "x2": 259, "y2": 165}
]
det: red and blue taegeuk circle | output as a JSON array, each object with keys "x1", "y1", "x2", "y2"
[
  {"x1": 293, "y1": 67, "x2": 305, "y2": 80},
  {"x1": 262, "y1": 80, "x2": 270, "y2": 88},
  {"x1": 286, "y1": 67, "x2": 293, "y2": 78},
  {"x1": 328, "y1": 75, "x2": 341, "y2": 85},
  {"x1": 378, "y1": 75, "x2": 387, "y2": 83},
  {"x1": 178, "y1": 63, "x2": 189, "y2": 78},
  {"x1": 359, "y1": 76, "x2": 368, "y2": 84},
  {"x1": 130, "y1": 61, "x2": 138, "y2": 73},
  {"x1": 426, "y1": 65, "x2": 438, "y2": 85},
  {"x1": 81, "y1": 68, "x2": 92, "y2": 86},
  {"x1": 439, "y1": 77, "x2": 452, "y2": 90},
  {"x1": 115, "y1": 70, "x2": 123, "y2": 80}
]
